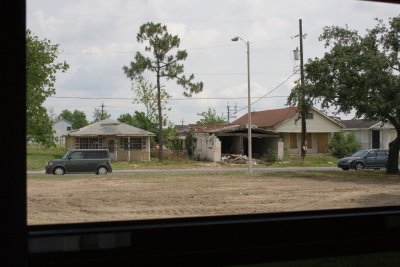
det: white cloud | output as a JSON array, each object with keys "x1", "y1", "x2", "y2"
[{"x1": 27, "y1": 0, "x2": 400, "y2": 125}]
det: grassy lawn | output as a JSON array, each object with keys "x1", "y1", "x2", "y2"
[
  {"x1": 27, "y1": 146, "x2": 66, "y2": 171},
  {"x1": 27, "y1": 145, "x2": 339, "y2": 171}
]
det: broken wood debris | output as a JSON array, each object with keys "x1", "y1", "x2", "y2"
[{"x1": 221, "y1": 154, "x2": 267, "y2": 165}]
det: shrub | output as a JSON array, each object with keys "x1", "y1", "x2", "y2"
[
  {"x1": 265, "y1": 149, "x2": 277, "y2": 163},
  {"x1": 328, "y1": 132, "x2": 360, "y2": 158}
]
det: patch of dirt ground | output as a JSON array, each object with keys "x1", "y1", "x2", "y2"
[{"x1": 28, "y1": 172, "x2": 400, "y2": 225}]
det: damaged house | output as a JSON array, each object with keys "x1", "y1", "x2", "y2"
[
  {"x1": 189, "y1": 124, "x2": 281, "y2": 162},
  {"x1": 176, "y1": 106, "x2": 342, "y2": 163}
]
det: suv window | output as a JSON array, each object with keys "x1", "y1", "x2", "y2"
[
  {"x1": 377, "y1": 151, "x2": 388, "y2": 157},
  {"x1": 365, "y1": 151, "x2": 377, "y2": 157},
  {"x1": 83, "y1": 150, "x2": 108, "y2": 159},
  {"x1": 99, "y1": 151, "x2": 108, "y2": 158},
  {"x1": 70, "y1": 151, "x2": 84, "y2": 159}
]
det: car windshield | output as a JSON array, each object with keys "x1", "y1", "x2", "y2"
[
  {"x1": 61, "y1": 151, "x2": 70, "y2": 160},
  {"x1": 351, "y1": 150, "x2": 368, "y2": 157}
]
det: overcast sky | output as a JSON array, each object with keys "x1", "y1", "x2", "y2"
[{"x1": 27, "y1": 0, "x2": 400, "y2": 125}]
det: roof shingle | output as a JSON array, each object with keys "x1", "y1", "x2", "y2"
[{"x1": 231, "y1": 107, "x2": 299, "y2": 128}]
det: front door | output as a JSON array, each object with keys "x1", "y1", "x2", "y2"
[
  {"x1": 107, "y1": 139, "x2": 116, "y2": 160},
  {"x1": 317, "y1": 133, "x2": 329, "y2": 153}
]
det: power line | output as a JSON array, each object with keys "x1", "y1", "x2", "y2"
[
  {"x1": 48, "y1": 95, "x2": 288, "y2": 101},
  {"x1": 60, "y1": 37, "x2": 295, "y2": 55},
  {"x1": 235, "y1": 69, "x2": 299, "y2": 114}
]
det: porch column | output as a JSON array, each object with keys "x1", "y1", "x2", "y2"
[{"x1": 128, "y1": 136, "x2": 131, "y2": 161}]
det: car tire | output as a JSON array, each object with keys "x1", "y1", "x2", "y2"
[
  {"x1": 53, "y1": 167, "x2": 65, "y2": 175},
  {"x1": 355, "y1": 162, "x2": 364, "y2": 170},
  {"x1": 97, "y1": 166, "x2": 108, "y2": 175}
]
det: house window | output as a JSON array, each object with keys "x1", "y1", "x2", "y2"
[
  {"x1": 76, "y1": 137, "x2": 101, "y2": 149},
  {"x1": 142, "y1": 139, "x2": 147, "y2": 149},
  {"x1": 67, "y1": 126, "x2": 71, "y2": 131},
  {"x1": 290, "y1": 133, "x2": 298, "y2": 148},
  {"x1": 306, "y1": 113, "x2": 314, "y2": 119},
  {"x1": 119, "y1": 138, "x2": 129, "y2": 150},
  {"x1": 131, "y1": 138, "x2": 143, "y2": 149},
  {"x1": 119, "y1": 137, "x2": 146, "y2": 150}
]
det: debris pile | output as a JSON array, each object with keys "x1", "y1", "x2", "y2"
[
  {"x1": 221, "y1": 154, "x2": 248, "y2": 164},
  {"x1": 221, "y1": 154, "x2": 267, "y2": 165}
]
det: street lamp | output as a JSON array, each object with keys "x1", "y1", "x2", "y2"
[{"x1": 231, "y1": 36, "x2": 252, "y2": 174}]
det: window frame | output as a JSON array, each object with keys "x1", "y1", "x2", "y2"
[
  {"x1": 4, "y1": 1, "x2": 400, "y2": 266},
  {"x1": 76, "y1": 137, "x2": 101, "y2": 149}
]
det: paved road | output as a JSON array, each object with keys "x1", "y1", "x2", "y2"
[{"x1": 28, "y1": 166, "x2": 341, "y2": 175}]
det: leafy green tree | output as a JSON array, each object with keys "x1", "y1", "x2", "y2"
[
  {"x1": 132, "y1": 111, "x2": 158, "y2": 132},
  {"x1": 185, "y1": 132, "x2": 194, "y2": 158},
  {"x1": 123, "y1": 22, "x2": 203, "y2": 161},
  {"x1": 328, "y1": 132, "x2": 360, "y2": 158},
  {"x1": 59, "y1": 109, "x2": 88, "y2": 129},
  {"x1": 162, "y1": 124, "x2": 178, "y2": 150},
  {"x1": 196, "y1": 108, "x2": 227, "y2": 125},
  {"x1": 26, "y1": 29, "x2": 69, "y2": 146},
  {"x1": 296, "y1": 16, "x2": 400, "y2": 174},
  {"x1": 92, "y1": 108, "x2": 111, "y2": 123},
  {"x1": 118, "y1": 112, "x2": 158, "y2": 133},
  {"x1": 117, "y1": 113, "x2": 135, "y2": 126},
  {"x1": 132, "y1": 78, "x2": 170, "y2": 124}
]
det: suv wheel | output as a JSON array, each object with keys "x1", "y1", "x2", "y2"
[
  {"x1": 355, "y1": 162, "x2": 364, "y2": 170},
  {"x1": 53, "y1": 167, "x2": 65, "y2": 175},
  {"x1": 97, "y1": 166, "x2": 108, "y2": 175}
]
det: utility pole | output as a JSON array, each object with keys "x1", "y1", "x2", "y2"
[
  {"x1": 226, "y1": 103, "x2": 238, "y2": 123},
  {"x1": 299, "y1": 18, "x2": 307, "y2": 161}
]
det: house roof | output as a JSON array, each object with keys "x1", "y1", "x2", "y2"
[
  {"x1": 231, "y1": 106, "x2": 344, "y2": 129},
  {"x1": 231, "y1": 107, "x2": 299, "y2": 128},
  {"x1": 188, "y1": 124, "x2": 231, "y2": 133},
  {"x1": 209, "y1": 124, "x2": 280, "y2": 137},
  {"x1": 340, "y1": 119, "x2": 381, "y2": 129},
  {"x1": 67, "y1": 118, "x2": 156, "y2": 136},
  {"x1": 187, "y1": 124, "x2": 280, "y2": 137}
]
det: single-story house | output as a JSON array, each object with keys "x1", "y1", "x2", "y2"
[
  {"x1": 52, "y1": 118, "x2": 72, "y2": 145},
  {"x1": 340, "y1": 119, "x2": 396, "y2": 149},
  {"x1": 64, "y1": 118, "x2": 155, "y2": 161},
  {"x1": 231, "y1": 106, "x2": 344, "y2": 154}
]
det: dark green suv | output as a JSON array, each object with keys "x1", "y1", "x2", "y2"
[{"x1": 45, "y1": 149, "x2": 112, "y2": 175}]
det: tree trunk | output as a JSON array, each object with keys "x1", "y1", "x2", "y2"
[
  {"x1": 386, "y1": 136, "x2": 399, "y2": 175},
  {"x1": 156, "y1": 70, "x2": 163, "y2": 161}
]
